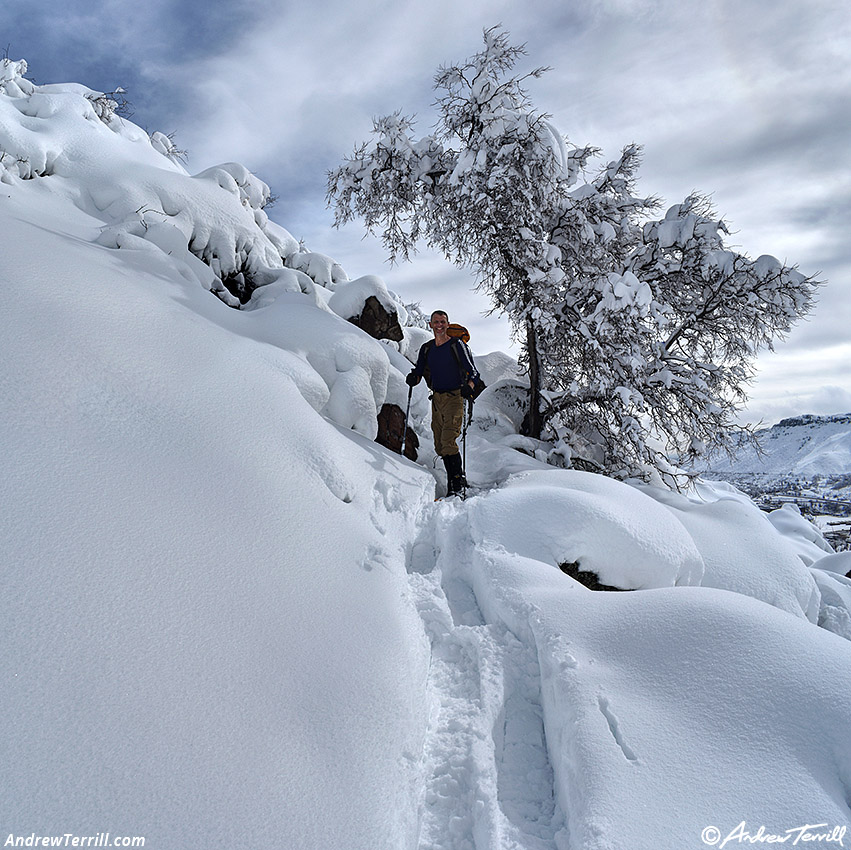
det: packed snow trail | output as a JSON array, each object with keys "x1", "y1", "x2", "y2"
[{"x1": 406, "y1": 496, "x2": 568, "y2": 850}]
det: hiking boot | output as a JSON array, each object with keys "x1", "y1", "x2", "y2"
[{"x1": 443, "y1": 453, "x2": 467, "y2": 496}]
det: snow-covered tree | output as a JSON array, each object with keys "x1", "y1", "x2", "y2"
[
  {"x1": 328, "y1": 26, "x2": 583, "y2": 438},
  {"x1": 327, "y1": 27, "x2": 821, "y2": 479}
]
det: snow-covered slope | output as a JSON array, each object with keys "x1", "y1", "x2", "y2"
[
  {"x1": 3, "y1": 59, "x2": 851, "y2": 849},
  {"x1": 2, "y1": 154, "x2": 437, "y2": 850}
]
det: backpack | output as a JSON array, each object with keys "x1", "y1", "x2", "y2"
[
  {"x1": 422, "y1": 324, "x2": 487, "y2": 399},
  {"x1": 446, "y1": 323, "x2": 471, "y2": 343}
]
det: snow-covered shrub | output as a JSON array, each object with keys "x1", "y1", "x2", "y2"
[
  {"x1": 0, "y1": 58, "x2": 35, "y2": 97},
  {"x1": 401, "y1": 300, "x2": 430, "y2": 331},
  {"x1": 1, "y1": 62, "x2": 53, "y2": 179},
  {"x1": 149, "y1": 130, "x2": 187, "y2": 164},
  {"x1": 85, "y1": 87, "x2": 132, "y2": 126}
]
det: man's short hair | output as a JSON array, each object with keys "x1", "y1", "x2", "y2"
[{"x1": 430, "y1": 310, "x2": 449, "y2": 321}]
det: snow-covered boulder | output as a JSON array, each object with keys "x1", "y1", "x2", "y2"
[
  {"x1": 287, "y1": 248, "x2": 348, "y2": 289},
  {"x1": 329, "y1": 275, "x2": 405, "y2": 342},
  {"x1": 469, "y1": 470, "x2": 705, "y2": 590}
]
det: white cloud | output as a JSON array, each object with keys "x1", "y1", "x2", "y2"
[{"x1": 742, "y1": 343, "x2": 851, "y2": 425}]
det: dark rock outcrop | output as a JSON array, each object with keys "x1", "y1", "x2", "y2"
[
  {"x1": 220, "y1": 271, "x2": 255, "y2": 304},
  {"x1": 349, "y1": 295, "x2": 404, "y2": 342},
  {"x1": 376, "y1": 403, "x2": 418, "y2": 460},
  {"x1": 559, "y1": 561, "x2": 630, "y2": 591}
]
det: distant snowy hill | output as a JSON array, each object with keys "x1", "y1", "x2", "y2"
[
  {"x1": 3, "y1": 58, "x2": 851, "y2": 850},
  {"x1": 702, "y1": 414, "x2": 851, "y2": 477},
  {"x1": 698, "y1": 415, "x2": 851, "y2": 548}
]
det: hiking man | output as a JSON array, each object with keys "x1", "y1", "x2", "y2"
[{"x1": 406, "y1": 310, "x2": 481, "y2": 496}]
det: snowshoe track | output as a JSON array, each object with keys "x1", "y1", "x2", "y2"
[{"x1": 406, "y1": 505, "x2": 566, "y2": 850}]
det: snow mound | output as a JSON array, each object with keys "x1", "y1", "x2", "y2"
[
  {"x1": 469, "y1": 470, "x2": 705, "y2": 589},
  {"x1": 812, "y1": 551, "x2": 851, "y2": 575},
  {"x1": 809, "y1": 568, "x2": 851, "y2": 640},
  {"x1": 766, "y1": 502, "x2": 835, "y2": 565},
  {"x1": 535, "y1": 589, "x2": 851, "y2": 850},
  {"x1": 234, "y1": 287, "x2": 393, "y2": 437},
  {"x1": 1, "y1": 187, "x2": 435, "y2": 848},
  {"x1": 439, "y1": 471, "x2": 851, "y2": 850},
  {"x1": 475, "y1": 349, "x2": 521, "y2": 387},
  {"x1": 400, "y1": 325, "x2": 433, "y2": 363},
  {"x1": 638, "y1": 484, "x2": 821, "y2": 621}
]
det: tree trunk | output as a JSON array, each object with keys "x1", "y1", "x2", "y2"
[{"x1": 521, "y1": 316, "x2": 544, "y2": 438}]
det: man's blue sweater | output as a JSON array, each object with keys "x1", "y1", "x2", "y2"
[{"x1": 412, "y1": 338, "x2": 479, "y2": 392}]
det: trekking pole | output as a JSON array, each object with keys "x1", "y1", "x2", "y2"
[
  {"x1": 462, "y1": 398, "x2": 471, "y2": 474},
  {"x1": 400, "y1": 384, "x2": 413, "y2": 458}
]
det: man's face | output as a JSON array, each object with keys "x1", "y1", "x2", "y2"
[{"x1": 430, "y1": 314, "x2": 448, "y2": 334}]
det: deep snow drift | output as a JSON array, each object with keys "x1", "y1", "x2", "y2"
[{"x1": 2, "y1": 59, "x2": 850, "y2": 850}]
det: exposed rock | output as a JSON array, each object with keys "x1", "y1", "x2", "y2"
[
  {"x1": 376, "y1": 403, "x2": 418, "y2": 460},
  {"x1": 559, "y1": 561, "x2": 630, "y2": 591},
  {"x1": 349, "y1": 295, "x2": 404, "y2": 342},
  {"x1": 220, "y1": 271, "x2": 255, "y2": 305}
]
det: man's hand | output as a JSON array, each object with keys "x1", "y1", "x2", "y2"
[
  {"x1": 461, "y1": 382, "x2": 475, "y2": 399},
  {"x1": 406, "y1": 372, "x2": 421, "y2": 387}
]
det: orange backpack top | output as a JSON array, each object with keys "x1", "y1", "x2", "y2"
[{"x1": 446, "y1": 323, "x2": 471, "y2": 343}]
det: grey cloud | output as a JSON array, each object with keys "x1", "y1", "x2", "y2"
[{"x1": 787, "y1": 187, "x2": 851, "y2": 235}]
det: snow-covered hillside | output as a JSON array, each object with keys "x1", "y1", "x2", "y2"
[
  {"x1": 3, "y1": 59, "x2": 851, "y2": 850},
  {"x1": 703, "y1": 414, "x2": 851, "y2": 477}
]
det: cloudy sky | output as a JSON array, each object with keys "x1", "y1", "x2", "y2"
[{"x1": 8, "y1": 0, "x2": 851, "y2": 425}]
